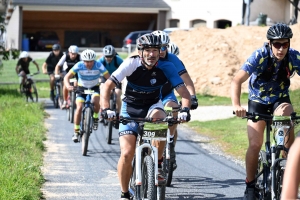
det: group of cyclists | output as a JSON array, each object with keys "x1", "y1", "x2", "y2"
[{"x1": 15, "y1": 22, "x2": 300, "y2": 199}]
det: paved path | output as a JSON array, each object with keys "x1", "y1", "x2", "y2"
[{"x1": 190, "y1": 105, "x2": 235, "y2": 121}]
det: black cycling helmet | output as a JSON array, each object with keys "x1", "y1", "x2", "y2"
[
  {"x1": 266, "y1": 23, "x2": 293, "y2": 40},
  {"x1": 52, "y1": 44, "x2": 61, "y2": 50},
  {"x1": 137, "y1": 33, "x2": 162, "y2": 50},
  {"x1": 103, "y1": 45, "x2": 116, "y2": 57}
]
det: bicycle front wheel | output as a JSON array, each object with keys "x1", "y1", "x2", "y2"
[
  {"x1": 275, "y1": 159, "x2": 286, "y2": 200},
  {"x1": 140, "y1": 155, "x2": 155, "y2": 200},
  {"x1": 70, "y1": 91, "x2": 76, "y2": 123},
  {"x1": 29, "y1": 83, "x2": 38, "y2": 102},
  {"x1": 163, "y1": 146, "x2": 174, "y2": 187},
  {"x1": 82, "y1": 107, "x2": 92, "y2": 156},
  {"x1": 106, "y1": 98, "x2": 114, "y2": 144}
]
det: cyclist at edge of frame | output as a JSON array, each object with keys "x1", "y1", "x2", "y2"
[
  {"x1": 100, "y1": 33, "x2": 191, "y2": 200},
  {"x1": 42, "y1": 44, "x2": 64, "y2": 101},
  {"x1": 64, "y1": 49, "x2": 110, "y2": 143},
  {"x1": 97, "y1": 45, "x2": 123, "y2": 126},
  {"x1": 152, "y1": 30, "x2": 198, "y2": 171},
  {"x1": 231, "y1": 23, "x2": 300, "y2": 200},
  {"x1": 55, "y1": 45, "x2": 81, "y2": 109},
  {"x1": 15, "y1": 51, "x2": 40, "y2": 88}
]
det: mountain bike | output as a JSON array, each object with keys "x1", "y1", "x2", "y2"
[
  {"x1": 240, "y1": 111, "x2": 300, "y2": 200},
  {"x1": 75, "y1": 88, "x2": 95, "y2": 156},
  {"x1": 67, "y1": 78, "x2": 77, "y2": 123},
  {"x1": 163, "y1": 106, "x2": 180, "y2": 187},
  {"x1": 54, "y1": 75, "x2": 63, "y2": 109},
  {"x1": 120, "y1": 114, "x2": 179, "y2": 200},
  {"x1": 19, "y1": 72, "x2": 39, "y2": 102},
  {"x1": 103, "y1": 88, "x2": 117, "y2": 144}
]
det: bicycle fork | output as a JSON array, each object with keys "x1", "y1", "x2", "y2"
[{"x1": 134, "y1": 143, "x2": 158, "y2": 199}]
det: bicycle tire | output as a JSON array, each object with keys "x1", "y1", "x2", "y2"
[
  {"x1": 31, "y1": 82, "x2": 38, "y2": 102},
  {"x1": 275, "y1": 160, "x2": 285, "y2": 200},
  {"x1": 129, "y1": 157, "x2": 137, "y2": 199},
  {"x1": 157, "y1": 184, "x2": 165, "y2": 200},
  {"x1": 256, "y1": 150, "x2": 271, "y2": 200},
  {"x1": 163, "y1": 146, "x2": 174, "y2": 187},
  {"x1": 70, "y1": 91, "x2": 76, "y2": 123},
  {"x1": 140, "y1": 155, "x2": 155, "y2": 200},
  {"x1": 82, "y1": 107, "x2": 92, "y2": 156},
  {"x1": 106, "y1": 98, "x2": 114, "y2": 144}
]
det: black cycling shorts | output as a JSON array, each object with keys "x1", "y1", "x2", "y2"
[{"x1": 248, "y1": 96, "x2": 291, "y2": 116}]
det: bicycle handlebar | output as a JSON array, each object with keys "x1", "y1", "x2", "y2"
[
  {"x1": 119, "y1": 116, "x2": 181, "y2": 125},
  {"x1": 233, "y1": 111, "x2": 300, "y2": 121}
]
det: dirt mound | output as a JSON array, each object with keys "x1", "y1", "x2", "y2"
[{"x1": 169, "y1": 24, "x2": 300, "y2": 97}]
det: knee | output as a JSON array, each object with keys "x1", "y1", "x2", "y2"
[
  {"x1": 274, "y1": 103, "x2": 294, "y2": 116},
  {"x1": 120, "y1": 149, "x2": 134, "y2": 163},
  {"x1": 248, "y1": 140, "x2": 263, "y2": 153}
]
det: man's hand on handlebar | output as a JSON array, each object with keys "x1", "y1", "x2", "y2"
[
  {"x1": 178, "y1": 107, "x2": 191, "y2": 122},
  {"x1": 101, "y1": 108, "x2": 116, "y2": 120}
]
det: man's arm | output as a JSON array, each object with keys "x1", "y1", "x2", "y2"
[
  {"x1": 42, "y1": 62, "x2": 47, "y2": 74},
  {"x1": 180, "y1": 72, "x2": 196, "y2": 96},
  {"x1": 231, "y1": 69, "x2": 249, "y2": 117},
  {"x1": 64, "y1": 71, "x2": 74, "y2": 90},
  {"x1": 32, "y1": 60, "x2": 40, "y2": 72},
  {"x1": 101, "y1": 79, "x2": 116, "y2": 109},
  {"x1": 175, "y1": 86, "x2": 191, "y2": 110},
  {"x1": 15, "y1": 65, "x2": 20, "y2": 74}
]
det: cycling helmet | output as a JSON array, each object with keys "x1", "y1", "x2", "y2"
[
  {"x1": 52, "y1": 44, "x2": 61, "y2": 50},
  {"x1": 152, "y1": 30, "x2": 170, "y2": 45},
  {"x1": 137, "y1": 33, "x2": 162, "y2": 50},
  {"x1": 266, "y1": 23, "x2": 293, "y2": 40},
  {"x1": 68, "y1": 45, "x2": 79, "y2": 53},
  {"x1": 19, "y1": 51, "x2": 29, "y2": 59},
  {"x1": 103, "y1": 45, "x2": 116, "y2": 57},
  {"x1": 81, "y1": 49, "x2": 96, "y2": 61},
  {"x1": 167, "y1": 42, "x2": 180, "y2": 56}
]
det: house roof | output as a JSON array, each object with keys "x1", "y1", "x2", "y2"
[{"x1": 11, "y1": 0, "x2": 171, "y2": 9}]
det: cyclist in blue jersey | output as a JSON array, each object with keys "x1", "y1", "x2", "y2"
[
  {"x1": 97, "y1": 45, "x2": 123, "y2": 121},
  {"x1": 231, "y1": 23, "x2": 300, "y2": 200},
  {"x1": 55, "y1": 45, "x2": 81, "y2": 109},
  {"x1": 100, "y1": 33, "x2": 191, "y2": 200},
  {"x1": 64, "y1": 49, "x2": 110, "y2": 143},
  {"x1": 152, "y1": 30, "x2": 198, "y2": 171}
]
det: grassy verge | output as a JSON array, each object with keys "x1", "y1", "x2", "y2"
[
  {"x1": 0, "y1": 85, "x2": 46, "y2": 199},
  {"x1": 189, "y1": 89, "x2": 300, "y2": 162}
]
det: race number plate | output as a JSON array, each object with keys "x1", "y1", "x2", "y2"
[{"x1": 84, "y1": 89, "x2": 95, "y2": 94}]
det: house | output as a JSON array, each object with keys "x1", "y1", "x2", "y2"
[{"x1": 2, "y1": 0, "x2": 297, "y2": 50}]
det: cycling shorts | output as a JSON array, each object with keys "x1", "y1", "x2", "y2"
[
  {"x1": 47, "y1": 66, "x2": 55, "y2": 75},
  {"x1": 161, "y1": 91, "x2": 178, "y2": 106},
  {"x1": 76, "y1": 86, "x2": 100, "y2": 103},
  {"x1": 248, "y1": 96, "x2": 291, "y2": 116},
  {"x1": 118, "y1": 100, "x2": 165, "y2": 137}
]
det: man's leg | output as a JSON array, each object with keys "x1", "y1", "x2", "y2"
[
  {"x1": 118, "y1": 134, "x2": 136, "y2": 199},
  {"x1": 115, "y1": 88, "x2": 122, "y2": 114},
  {"x1": 73, "y1": 99, "x2": 83, "y2": 143},
  {"x1": 92, "y1": 95, "x2": 100, "y2": 130},
  {"x1": 49, "y1": 73, "x2": 55, "y2": 100}
]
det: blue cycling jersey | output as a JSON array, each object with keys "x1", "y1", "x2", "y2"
[
  {"x1": 242, "y1": 45, "x2": 300, "y2": 104},
  {"x1": 70, "y1": 60, "x2": 108, "y2": 88},
  {"x1": 97, "y1": 55, "x2": 123, "y2": 75}
]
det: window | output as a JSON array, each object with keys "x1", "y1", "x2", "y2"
[
  {"x1": 191, "y1": 19, "x2": 206, "y2": 28},
  {"x1": 169, "y1": 19, "x2": 180, "y2": 28}
]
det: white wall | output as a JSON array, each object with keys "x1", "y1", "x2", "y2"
[
  {"x1": 163, "y1": 0, "x2": 290, "y2": 28},
  {"x1": 6, "y1": 6, "x2": 20, "y2": 50}
]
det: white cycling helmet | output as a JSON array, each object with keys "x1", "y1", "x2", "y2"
[
  {"x1": 68, "y1": 45, "x2": 79, "y2": 54},
  {"x1": 19, "y1": 51, "x2": 29, "y2": 59},
  {"x1": 168, "y1": 42, "x2": 180, "y2": 56},
  {"x1": 81, "y1": 49, "x2": 96, "y2": 61},
  {"x1": 152, "y1": 30, "x2": 170, "y2": 45}
]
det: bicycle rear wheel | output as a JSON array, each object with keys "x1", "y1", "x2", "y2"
[
  {"x1": 70, "y1": 91, "x2": 76, "y2": 123},
  {"x1": 275, "y1": 159, "x2": 286, "y2": 200},
  {"x1": 82, "y1": 107, "x2": 92, "y2": 156},
  {"x1": 256, "y1": 150, "x2": 271, "y2": 200},
  {"x1": 163, "y1": 145, "x2": 174, "y2": 187},
  {"x1": 28, "y1": 82, "x2": 38, "y2": 102},
  {"x1": 129, "y1": 157, "x2": 136, "y2": 199},
  {"x1": 106, "y1": 97, "x2": 115, "y2": 144},
  {"x1": 140, "y1": 155, "x2": 155, "y2": 200}
]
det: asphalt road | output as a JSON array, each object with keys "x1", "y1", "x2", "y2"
[{"x1": 41, "y1": 98, "x2": 246, "y2": 200}]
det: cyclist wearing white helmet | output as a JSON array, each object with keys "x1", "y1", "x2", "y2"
[
  {"x1": 152, "y1": 30, "x2": 198, "y2": 171},
  {"x1": 167, "y1": 42, "x2": 180, "y2": 56},
  {"x1": 100, "y1": 33, "x2": 191, "y2": 200},
  {"x1": 64, "y1": 49, "x2": 110, "y2": 143},
  {"x1": 97, "y1": 45, "x2": 123, "y2": 123},
  {"x1": 55, "y1": 45, "x2": 81, "y2": 109},
  {"x1": 42, "y1": 44, "x2": 64, "y2": 100},
  {"x1": 15, "y1": 51, "x2": 40, "y2": 86}
]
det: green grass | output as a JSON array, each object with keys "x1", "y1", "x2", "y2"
[
  {"x1": 195, "y1": 92, "x2": 248, "y2": 106},
  {"x1": 188, "y1": 89, "x2": 300, "y2": 161},
  {"x1": 0, "y1": 85, "x2": 46, "y2": 199}
]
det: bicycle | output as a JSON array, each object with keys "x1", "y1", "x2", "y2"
[
  {"x1": 54, "y1": 75, "x2": 63, "y2": 109},
  {"x1": 19, "y1": 72, "x2": 39, "y2": 102},
  {"x1": 119, "y1": 113, "x2": 179, "y2": 200},
  {"x1": 239, "y1": 111, "x2": 300, "y2": 200},
  {"x1": 74, "y1": 88, "x2": 95, "y2": 156},
  {"x1": 102, "y1": 87, "x2": 117, "y2": 144},
  {"x1": 67, "y1": 78, "x2": 77, "y2": 123}
]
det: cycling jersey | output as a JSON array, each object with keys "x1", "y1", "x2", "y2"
[
  {"x1": 97, "y1": 55, "x2": 123, "y2": 75},
  {"x1": 45, "y1": 51, "x2": 64, "y2": 73},
  {"x1": 17, "y1": 57, "x2": 33, "y2": 74},
  {"x1": 57, "y1": 53, "x2": 81, "y2": 73},
  {"x1": 109, "y1": 56, "x2": 184, "y2": 107},
  {"x1": 161, "y1": 52, "x2": 187, "y2": 99},
  {"x1": 242, "y1": 46, "x2": 300, "y2": 104},
  {"x1": 70, "y1": 60, "x2": 108, "y2": 88}
]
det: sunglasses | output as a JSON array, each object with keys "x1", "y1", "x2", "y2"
[
  {"x1": 105, "y1": 56, "x2": 113, "y2": 59},
  {"x1": 160, "y1": 46, "x2": 167, "y2": 51},
  {"x1": 272, "y1": 42, "x2": 289, "y2": 49}
]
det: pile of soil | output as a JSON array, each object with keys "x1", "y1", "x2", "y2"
[{"x1": 169, "y1": 24, "x2": 300, "y2": 97}]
